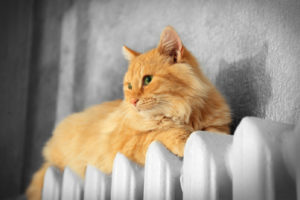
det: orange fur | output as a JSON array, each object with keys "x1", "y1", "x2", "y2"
[{"x1": 26, "y1": 26, "x2": 231, "y2": 199}]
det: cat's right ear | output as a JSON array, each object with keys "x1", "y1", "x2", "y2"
[
  {"x1": 158, "y1": 26, "x2": 183, "y2": 63},
  {"x1": 122, "y1": 46, "x2": 140, "y2": 61}
]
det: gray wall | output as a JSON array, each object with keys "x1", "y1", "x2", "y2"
[
  {"x1": 0, "y1": 0, "x2": 33, "y2": 198},
  {"x1": 1, "y1": 0, "x2": 300, "y2": 198},
  {"x1": 55, "y1": 0, "x2": 300, "y2": 126}
]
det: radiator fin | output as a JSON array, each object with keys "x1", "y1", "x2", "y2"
[
  {"x1": 229, "y1": 117, "x2": 296, "y2": 200},
  {"x1": 111, "y1": 153, "x2": 144, "y2": 200},
  {"x1": 61, "y1": 167, "x2": 83, "y2": 200},
  {"x1": 143, "y1": 141, "x2": 182, "y2": 200},
  {"x1": 84, "y1": 165, "x2": 111, "y2": 200},
  {"x1": 42, "y1": 166, "x2": 61, "y2": 200},
  {"x1": 182, "y1": 131, "x2": 232, "y2": 200}
]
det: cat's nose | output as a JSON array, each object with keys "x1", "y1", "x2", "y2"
[{"x1": 130, "y1": 98, "x2": 139, "y2": 106}]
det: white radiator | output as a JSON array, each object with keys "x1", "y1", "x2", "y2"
[{"x1": 42, "y1": 117, "x2": 300, "y2": 200}]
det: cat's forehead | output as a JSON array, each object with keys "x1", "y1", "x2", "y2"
[
  {"x1": 132, "y1": 50, "x2": 160, "y2": 67},
  {"x1": 126, "y1": 50, "x2": 166, "y2": 79},
  {"x1": 125, "y1": 62, "x2": 152, "y2": 80}
]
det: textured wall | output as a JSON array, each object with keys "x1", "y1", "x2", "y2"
[
  {"x1": 56, "y1": 0, "x2": 300, "y2": 127},
  {"x1": 13, "y1": 0, "x2": 300, "y2": 196}
]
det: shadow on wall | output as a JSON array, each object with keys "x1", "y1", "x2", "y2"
[{"x1": 216, "y1": 43, "x2": 272, "y2": 133}]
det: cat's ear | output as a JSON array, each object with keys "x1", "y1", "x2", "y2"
[
  {"x1": 122, "y1": 46, "x2": 140, "y2": 61},
  {"x1": 158, "y1": 26, "x2": 183, "y2": 63}
]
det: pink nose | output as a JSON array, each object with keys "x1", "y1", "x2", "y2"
[{"x1": 130, "y1": 98, "x2": 139, "y2": 106}]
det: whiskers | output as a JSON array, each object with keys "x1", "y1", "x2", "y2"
[
  {"x1": 121, "y1": 93, "x2": 190, "y2": 124},
  {"x1": 138, "y1": 96, "x2": 172, "y2": 116},
  {"x1": 137, "y1": 97, "x2": 157, "y2": 109}
]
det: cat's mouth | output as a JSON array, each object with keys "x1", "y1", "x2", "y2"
[
  {"x1": 134, "y1": 97, "x2": 157, "y2": 112},
  {"x1": 134, "y1": 99, "x2": 172, "y2": 122},
  {"x1": 135, "y1": 103, "x2": 154, "y2": 112}
]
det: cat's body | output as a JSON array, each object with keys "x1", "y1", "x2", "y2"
[{"x1": 26, "y1": 26, "x2": 231, "y2": 200}]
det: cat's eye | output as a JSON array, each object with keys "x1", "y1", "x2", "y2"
[
  {"x1": 143, "y1": 75, "x2": 152, "y2": 86},
  {"x1": 128, "y1": 83, "x2": 132, "y2": 90}
]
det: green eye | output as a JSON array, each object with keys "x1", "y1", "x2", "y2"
[
  {"x1": 128, "y1": 83, "x2": 132, "y2": 90},
  {"x1": 143, "y1": 75, "x2": 152, "y2": 86}
]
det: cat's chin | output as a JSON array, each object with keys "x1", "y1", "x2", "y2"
[
  {"x1": 136, "y1": 108, "x2": 160, "y2": 119},
  {"x1": 136, "y1": 109, "x2": 152, "y2": 117},
  {"x1": 137, "y1": 109, "x2": 175, "y2": 123},
  {"x1": 135, "y1": 105, "x2": 154, "y2": 114},
  {"x1": 133, "y1": 106, "x2": 143, "y2": 113}
]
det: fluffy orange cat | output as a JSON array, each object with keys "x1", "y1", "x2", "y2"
[{"x1": 26, "y1": 26, "x2": 231, "y2": 199}]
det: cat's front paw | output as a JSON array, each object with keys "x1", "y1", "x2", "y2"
[
  {"x1": 171, "y1": 144, "x2": 185, "y2": 157},
  {"x1": 162, "y1": 131, "x2": 190, "y2": 157}
]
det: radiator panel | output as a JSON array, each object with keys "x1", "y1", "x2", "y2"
[
  {"x1": 42, "y1": 117, "x2": 299, "y2": 200},
  {"x1": 182, "y1": 131, "x2": 232, "y2": 200}
]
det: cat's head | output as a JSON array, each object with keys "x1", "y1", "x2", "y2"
[{"x1": 123, "y1": 26, "x2": 210, "y2": 123}]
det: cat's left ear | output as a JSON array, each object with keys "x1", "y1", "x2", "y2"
[
  {"x1": 122, "y1": 46, "x2": 140, "y2": 61},
  {"x1": 158, "y1": 26, "x2": 183, "y2": 63}
]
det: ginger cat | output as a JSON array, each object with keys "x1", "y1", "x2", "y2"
[{"x1": 26, "y1": 26, "x2": 231, "y2": 199}]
